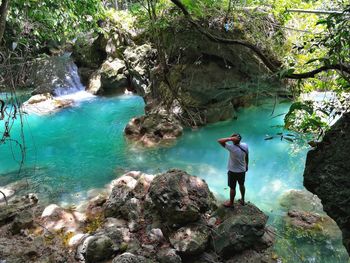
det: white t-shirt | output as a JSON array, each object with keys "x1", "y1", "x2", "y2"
[{"x1": 225, "y1": 142, "x2": 249, "y2": 173}]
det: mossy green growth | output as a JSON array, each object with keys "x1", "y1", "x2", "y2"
[{"x1": 84, "y1": 215, "x2": 105, "y2": 234}]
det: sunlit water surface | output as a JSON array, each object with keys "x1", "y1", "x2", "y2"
[{"x1": 0, "y1": 94, "x2": 348, "y2": 263}]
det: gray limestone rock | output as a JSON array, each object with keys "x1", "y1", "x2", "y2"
[
  {"x1": 149, "y1": 169, "x2": 217, "y2": 225},
  {"x1": 169, "y1": 224, "x2": 210, "y2": 256}
]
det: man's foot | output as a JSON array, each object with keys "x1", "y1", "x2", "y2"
[
  {"x1": 239, "y1": 199, "x2": 245, "y2": 206},
  {"x1": 223, "y1": 201, "x2": 234, "y2": 208}
]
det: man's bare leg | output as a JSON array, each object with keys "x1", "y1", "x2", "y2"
[
  {"x1": 224, "y1": 188, "x2": 236, "y2": 207},
  {"x1": 239, "y1": 184, "x2": 245, "y2": 205}
]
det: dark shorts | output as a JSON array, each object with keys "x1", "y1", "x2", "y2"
[{"x1": 228, "y1": 171, "x2": 245, "y2": 189}]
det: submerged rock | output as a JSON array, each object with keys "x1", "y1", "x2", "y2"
[
  {"x1": 225, "y1": 248, "x2": 277, "y2": 263},
  {"x1": 284, "y1": 209, "x2": 342, "y2": 241},
  {"x1": 149, "y1": 169, "x2": 217, "y2": 225},
  {"x1": 303, "y1": 111, "x2": 350, "y2": 254},
  {"x1": 211, "y1": 203, "x2": 268, "y2": 258},
  {"x1": 279, "y1": 189, "x2": 323, "y2": 213}
]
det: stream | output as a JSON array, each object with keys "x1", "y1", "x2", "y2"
[{"x1": 0, "y1": 90, "x2": 349, "y2": 262}]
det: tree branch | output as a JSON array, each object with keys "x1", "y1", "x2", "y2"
[
  {"x1": 285, "y1": 64, "x2": 350, "y2": 79},
  {"x1": 168, "y1": 0, "x2": 350, "y2": 81}
]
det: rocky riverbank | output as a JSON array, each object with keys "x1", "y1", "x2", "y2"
[{"x1": 0, "y1": 169, "x2": 276, "y2": 263}]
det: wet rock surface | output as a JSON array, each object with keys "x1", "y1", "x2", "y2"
[{"x1": 304, "y1": 112, "x2": 350, "y2": 254}]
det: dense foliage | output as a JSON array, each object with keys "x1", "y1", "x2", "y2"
[{"x1": 2, "y1": 0, "x2": 105, "y2": 52}]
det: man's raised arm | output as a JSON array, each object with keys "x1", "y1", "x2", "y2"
[{"x1": 217, "y1": 137, "x2": 233, "y2": 148}]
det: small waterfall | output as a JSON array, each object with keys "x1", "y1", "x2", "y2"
[
  {"x1": 52, "y1": 54, "x2": 95, "y2": 101},
  {"x1": 53, "y1": 60, "x2": 85, "y2": 96}
]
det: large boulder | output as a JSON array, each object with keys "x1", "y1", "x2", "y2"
[
  {"x1": 85, "y1": 235, "x2": 117, "y2": 263},
  {"x1": 303, "y1": 112, "x2": 350, "y2": 254},
  {"x1": 87, "y1": 58, "x2": 129, "y2": 95},
  {"x1": 211, "y1": 204, "x2": 269, "y2": 258},
  {"x1": 124, "y1": 112, "x2": 183, "y2": 147},
  {"x1": 72, "y1": 33, "x2": 107, "y2": 71},
  {"x1": 149, "y1": 169, "x2": 217, "y2": 225},
  {"x1": 104, "y1": 174, "x2": 143, "y2": 220}
]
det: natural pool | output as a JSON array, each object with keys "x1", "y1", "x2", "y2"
[{"x1": 0, "y1": 94, "x2": 349, "y2": 263}]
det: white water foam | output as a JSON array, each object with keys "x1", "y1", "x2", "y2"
[{"x1": 53, "y1": 58, "x2": 96, "y2": 103}]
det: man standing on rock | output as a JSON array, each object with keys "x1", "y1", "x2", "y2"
[{"x1": 217, "y1": 133, "x2": 249, "y2": 208}]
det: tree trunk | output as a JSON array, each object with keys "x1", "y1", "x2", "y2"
[{"x1": 0, "y1": 0, "x2": 10, "y2": 44}]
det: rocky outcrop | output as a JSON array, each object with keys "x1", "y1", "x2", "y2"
[
  {"x1": 124, "y1": 112, "x2": 183, "y2": 147},
  {"x1": 149, "y1": 16, "x2": 284, "y2": 125},
  {"x1": 99, "y1": 169, "x2": 275, "y2": 262},
  {"x1": 0, "y1": 170, "x2": 276, "y2": 262},
  {"x1": 304, "y1": 112, "x2": 350, "y2": 254}
]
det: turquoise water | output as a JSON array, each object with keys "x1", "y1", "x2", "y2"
[{"x1": 0, "y1": 94, "x2": 349, "y2": 262}]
